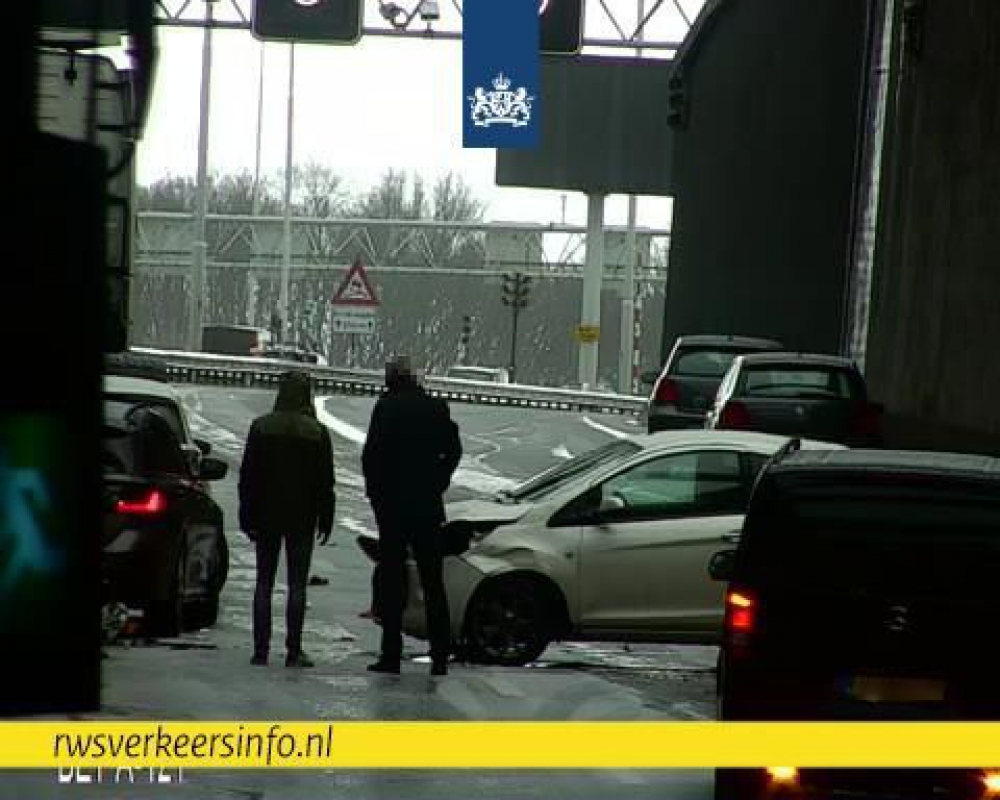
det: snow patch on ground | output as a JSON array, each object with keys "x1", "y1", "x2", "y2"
[
  {"x1": 551, "y1": 445, "x2": 573, "y2": 460},
  {"x1": 339, "y1": 517, "x2": 375, "y2": 537}
]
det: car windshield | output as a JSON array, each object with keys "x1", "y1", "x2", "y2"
[
  {"x1": 104, "y1": 395, "x2": 186, "y2": 443},
  {"x1": 672, "y1": 348, "x2": 741, "y2": 378},
  {"x1": 745, "y1": 485, "x2": 1000, "y2": 596},
  {"x1": 738, "y1": 366, "x2": 861, "y2": 399},
  {"x1": 503, "y1": 440, "x2": 642, "y2": 502}
]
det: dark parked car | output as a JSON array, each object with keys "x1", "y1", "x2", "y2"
[
  {"x1": 705, "y1": 352, "x2": 883, "y2": 447},
  {"x1": 710, "y1": 444, "x2": 1000, "y2": 799},
  {"x1": 644, "y1": 335, "x2": 783, "y2": 433},
  {"x1": 102, "y1": 404, "x2": 229, "y2": 636}
]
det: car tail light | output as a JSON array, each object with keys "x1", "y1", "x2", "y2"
[
  {"x1": 725, "y1": 589, "x2": 757, "y2": 638},
  {"x1": 851, "y1": 401, "x2": 883, "y2": 441},
  {"x1": 652, "y1": 377, "x2": 680, "y2": 405},
  {"x1": 115, "y1": 489, "x2": 167, "y2": 515},
  {"x1": 982, "y1": 771, "x2": 1000, "y2": 796},
  {"x1": 766, "y1": 767, "x2": 799, "y2": 786},
  {"x1": 718, "y1": 401, "x2": 751, "y2": 430}
]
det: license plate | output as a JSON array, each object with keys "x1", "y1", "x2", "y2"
[{"x1": 848, "y1": 676, "x2": 946, "y2": 704}]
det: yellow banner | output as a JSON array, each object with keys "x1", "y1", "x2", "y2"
[{"x1": 5, "y1": 722, "x2": 1000, "y2": 769}]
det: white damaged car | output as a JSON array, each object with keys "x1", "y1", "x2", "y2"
[{"x1": 400, "y1": 430, "x2": 842, "y2": 665}]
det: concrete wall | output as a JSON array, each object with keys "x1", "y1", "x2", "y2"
[
  {"x1": 662, "y1": 0, "x2": 870, "y2": 356},
  {"x1": 865, "y1": 0, "x2": 1000, "y2": 453}
]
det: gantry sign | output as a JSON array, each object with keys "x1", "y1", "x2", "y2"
[
  {"x1": 152, "y1": 0, "x2": 688, "y2": 53},
  {"x1": 250, "y1": 0, "x2": 583, "y2": 53}
]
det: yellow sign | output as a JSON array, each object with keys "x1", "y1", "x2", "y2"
[
  {"x1": 9, "y1": 721, "x2": 1000, "y2": 768},
  {"x1": 575, "y1": 325, "x2": 600, "y2": 343}
]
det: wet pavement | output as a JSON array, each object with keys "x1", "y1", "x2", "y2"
[{"x1": 0, "y1": 388, "x2": 717, "y2": 799}]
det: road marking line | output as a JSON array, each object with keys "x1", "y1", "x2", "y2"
[{"x1": 581, "y1": 416, "x2": 631, "y2": 439}]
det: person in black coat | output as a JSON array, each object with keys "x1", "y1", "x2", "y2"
[
  {"x1": 362, "y1": 356, "x2": 462, "y2": 676},
  {"x1": 239, "y1": 371, "x2": 335, "y2": 668}
]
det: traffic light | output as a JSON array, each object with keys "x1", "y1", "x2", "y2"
[
  {"x1": 502, "y1": 273, "x2": 532, "y2": 309},
  {"x1": 540, "y1": 0, "x2": 584, "y2": 55},
  {"x1": 252, "y1": 0, "x2": 363, "y2": 45},
  {"x1": 461, "y1": 314, "x2": 473, "y2": 346}
]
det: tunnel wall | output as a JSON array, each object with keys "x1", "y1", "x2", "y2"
[
  {"x1": 864, "y1": 0, "x2": 1000, "y2": 454},
  {"x1": 662, "y1": 0, "x2": 871, "y2": 356}
]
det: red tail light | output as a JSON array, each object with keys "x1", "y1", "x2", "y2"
[
  {"x1": 653, "y1": 377, "x2": 680, "y2": 404},
  {"x1": 725, "y1": 589, "x2": 757, "y2": 637},
  {"x1": 718, "y1": 400, "x2": 752, "y2": 430},
  {"x1": 115, "y1": 489, "x2": 167, "y2": 515}
]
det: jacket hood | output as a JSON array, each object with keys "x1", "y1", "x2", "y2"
[{"x1": 274, "y1": 372, "x2": 314, "y2": 414}]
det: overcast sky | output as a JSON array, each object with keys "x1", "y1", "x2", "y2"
[{"x1": 135, "y1": 0, "x2": 702, "y2": 227}]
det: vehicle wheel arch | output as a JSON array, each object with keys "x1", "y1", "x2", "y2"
[{"x1": 465, "y1": 569, "x2": 571, "y2": 638}]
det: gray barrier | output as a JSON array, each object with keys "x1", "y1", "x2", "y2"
[{"x1": 127, "y1": 348, "x2": 649, "y2": 417}]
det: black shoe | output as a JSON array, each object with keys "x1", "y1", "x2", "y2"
[
  {"x1": 367, "y1": 660, "x2": 401, "y2": 674},
  {"x1": 430, "y1": 661, "x2": 448, "y2": 677},
  {"x1": 285, "y1": 651, "x2": 315, "y2": 668},
  {"x1": 251, "y1": 653, "x2": 268, "y2": 666}
]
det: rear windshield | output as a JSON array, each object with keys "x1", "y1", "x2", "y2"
[
  {"x1": 737, "y1": 366, "x2": 862, "y2": 399},
  {"x1": 741, "y1": 484, "x2": 1000, "y2": 595},
  {"x1": 671, "y1": 348, "x2": 741, "y2": 378},
  {"x1": 104, "y1": 395, "x2": 186, "y2": 443}
]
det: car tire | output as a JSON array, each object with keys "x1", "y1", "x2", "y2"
[
  {"x1": 463, "y1": 575, "x2": 555, "y2": 666},
  {"x1": 714, "y1": 769, "x2": 763, "y2": 800},
  {"x1": 147, "y1": 536, "x2": 187, "y2": 638}
]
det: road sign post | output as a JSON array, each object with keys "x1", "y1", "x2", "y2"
[{"x1": 331, "y1": 258, "x2": 380, "y2": 346}]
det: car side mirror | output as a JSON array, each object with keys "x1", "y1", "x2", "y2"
[
  {"x1": 198, "y1": 456, "x2": 228, "y2": 482},
  {"x1": 640, "y1": 370, "x2": 660, "y2": 387},
  {"x1": 195, "y1": 438, "x2": 212, "y2": 456},
  {"x1": 708, "y1": 549, "x2": 736, "y2": 582}
]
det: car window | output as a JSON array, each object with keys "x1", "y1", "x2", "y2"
[
  {"x1": 671, "y1": 349, "x2": 739, "y2": 378},
  {"x1": 737, "y1": 366, "x2": 860, "y2": 399},
  {"x1": 599, "y1": 450, "x2": 746, "y2": 520},
  {"x1": 509, "y1": 440, "x2": 642, "y2": 502}
]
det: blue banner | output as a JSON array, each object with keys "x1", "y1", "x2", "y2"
[{"x1": 463, "y1": 0, "x2": 540, "y2": 149}]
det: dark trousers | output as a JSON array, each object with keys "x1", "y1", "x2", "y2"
[
  {"x1": 375, "y1": 514, "x2": 450, "y2": 665},
  {"x1": 253, "y1": 529, "x2": 314, "y2": 657}
]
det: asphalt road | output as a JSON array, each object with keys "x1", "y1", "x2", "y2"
[{"x1": 2, "y1": 387, "x2": 719, "y2": 800}]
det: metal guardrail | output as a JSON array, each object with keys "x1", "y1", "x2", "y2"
[{"x1": 126, "y1": 348, "x2": 649, "y2": 417}]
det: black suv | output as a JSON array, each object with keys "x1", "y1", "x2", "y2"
[
  {"x1": 710, "y1": 444, "x2": 1000, "y2": 799},
  {"x1": 706, "y1": 352, "x2": 884, "y2": 447},
  {"x1": 644, "y1": 335, "x2": 783, "y2": 433}
]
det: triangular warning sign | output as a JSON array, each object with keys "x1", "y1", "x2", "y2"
[{"x1": 332, "y1": 259, "x2": 380, "y2": 307}]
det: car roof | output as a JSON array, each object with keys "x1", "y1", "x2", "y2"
[
  {"x1": 629, "y1": 429, "x2": 845, "y2": 453},
  {"x1": 736, "y1": 352, "x2": 858, "y2": 368},
  {"x1": 773, "y1": 448, "x2": 1000, "y2": 482},
  {"x1": 103, "y1": 374, "x2": 181, "y2": 403},
  {"x1": 675, "y1": 334, "x2": 784, "y2": 349}
]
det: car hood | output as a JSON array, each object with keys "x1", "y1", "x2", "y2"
[{"x1": 444, "y1": 498, "x2": 531, "y2": 524}]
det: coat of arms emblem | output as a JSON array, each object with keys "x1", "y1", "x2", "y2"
[{"x1": 468, "y1": 73, "x2": 534, "y2": 128}]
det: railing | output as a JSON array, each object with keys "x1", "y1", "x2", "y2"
[{"x1": 123, "y1": 348, "x2": 649, "y2": 417}]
